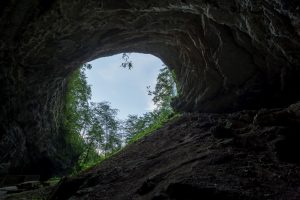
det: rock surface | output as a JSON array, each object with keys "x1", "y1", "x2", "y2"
[
  {"x1": 45, "y1": 102, "x2": 300, "y2": 200},
  {"x1": 0, "y1": 175, "x2": 40, "y2": 189},
  {"x1": 0, "y1": 0, "x2": 300, "y2": 180}
]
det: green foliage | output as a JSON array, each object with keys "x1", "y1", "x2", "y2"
[
  {"x1": 63, "y1": 64, "x2": 92, "y2": 163},
  {"x1": 123, "y1": 66, "x2": 178, "y2": 144},
  {"x1": 45, "y1": 177, "x2": 61, "y2": 186},
  {"x1": 64, "y1": 64, "x2": 122, "y2": 174},
  {"x1": 120, "y1": 53, "x2": 133, "y2": 69},
  {"x1": 90, "y1": 101, "x2": 121, "y2": 157},
  {"x1": 63, "y1": 60, "x2": 179, "y2": 175},
  {"x1": 75, "y1": 155, "x2": 105, "y2": 173},
  {"x1": 147, "y1": 66, "x2": 177, "y2": 110},
  {"x1": 128, "y1": 111, "x2": 178, "y2": 144}
]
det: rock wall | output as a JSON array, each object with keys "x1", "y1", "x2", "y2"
[{"x1": 0, "y1": 0, "x2": 299, "y2": 177}]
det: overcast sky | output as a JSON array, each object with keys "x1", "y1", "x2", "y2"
[{"x1": 86, "y1": 53, "x2": 164, "y2": 120}]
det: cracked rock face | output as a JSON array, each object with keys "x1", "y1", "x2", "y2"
[{"x1": 0, "y1": 0, "x2": 300, "y2": 177}]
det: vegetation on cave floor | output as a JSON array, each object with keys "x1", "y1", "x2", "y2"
[{"x1": 62, "y1": 57, "x2": 178, "y2": 175}]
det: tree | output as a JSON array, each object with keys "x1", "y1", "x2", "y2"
[
  {"x1": 122, "y1": 114, "x2": 145, "y2": 143},
  {"x1": 64, "y1": 64, "x2": 124, "y2": 171},
  {"x1": 120, "y1": 53, "x2": 133, "y2": 70},
  {"x1": 64, "y1": 64, "x2": 92, "y2": 133},
  {"x1": 64, "y1": 61, "x2": 178, "y2": 172},
  {"x1": 122, "y1": 66, "x2": 178, "y2": 144},
  {"x1": 64, "y1": 64, "x2": 92, "y2": 157},
  {"x1": 80, "y1": 119, "x2": 104, "y2": 164},
  {"x1": 90, "y1": 102, "x2": 121, "y2": 157},
  {"x1": 147, "y1": 66, "x2": 177, "y2": 111}
]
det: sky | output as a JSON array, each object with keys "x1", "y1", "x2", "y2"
[{"x1": 86, "y1": 53, "x2": 164, "y2": 120}]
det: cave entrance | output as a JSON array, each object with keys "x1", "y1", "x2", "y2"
[
  {"x1": 65, "y1": 53, "x2": 177, "y2": 172},
  {"x1": 86, "y1": 53, "x2": 165, "y2": 119}
]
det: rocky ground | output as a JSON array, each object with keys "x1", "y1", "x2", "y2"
[
  {"x1": 1, "y1": 186, "x2": 53, "y2": 200},
  {"x1": 0, "y1": 177, "x2": 59, "y2": 200},
  {"x1": 8, "y1": 102, "x2": 296, "y2": 200}
]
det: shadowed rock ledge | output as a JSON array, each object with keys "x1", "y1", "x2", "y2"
[
  {"x1": 0, "y1": 0, "x2": 300, "y2": 193},
  {"x1": 46, "y1": 102, "x2": 300, "y2": 200}
]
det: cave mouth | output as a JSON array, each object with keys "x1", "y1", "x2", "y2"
[
  {"x1": 62, "y1": 52, "x2": 177, "y2": 176},
  {"x1": 85, "y1": 53, "x2": 167, "y2": 120}
]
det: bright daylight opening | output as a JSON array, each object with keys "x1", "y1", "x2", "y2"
[
  {"x1": 86, "y1": 53, "x2": 163, "y2": 119},
  {"x1": 64, "y1": 53, "x2": 177, "y2": 172}
]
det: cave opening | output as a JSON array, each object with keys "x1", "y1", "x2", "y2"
[
  {"x1": 63, "y1": 52, "x2": 178, "y2": 174},
  {"x1": 85, "y1": 53, "x2": 166, "y2": 120}
]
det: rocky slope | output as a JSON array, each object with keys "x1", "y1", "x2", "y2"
[
  {"x1": 0, "y1": 0, "x2": 300, "y2": 185},
  {"x1": 45, "y1": 102, "x2": 300, "y2": 200}
]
